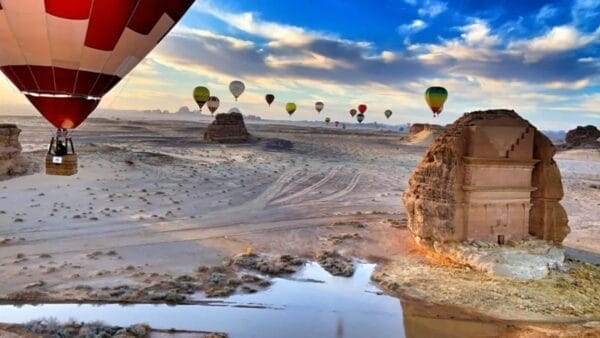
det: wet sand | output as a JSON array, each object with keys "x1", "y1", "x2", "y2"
[{"x1": 0, "y1": 116, "x2": 599, "y2": 335}]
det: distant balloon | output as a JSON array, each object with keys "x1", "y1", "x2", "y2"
[
  {"x1": 425, "y1": 86, "x2": 448, "y2": 117},
  {"x1": 207, "y1": 96, "x2": 220, "y2": 115},
  {"x1": 358, "y1": 104, "x2": 367, "y2": 114},
  {"x1": 325, "y1": 117, "x2": 331, "y2": 124},
  {"x1": 357, "y1": 113, "x2": 365, "y2": 124},
  {"x1": 229, "y1": 80, "x2": 245, "y2": 101},
  {"x1": 193, "y1": 86, "x2": 210, "y2": 111},
  {"x1": 228, "y1": 107, "x2": 241, "y2": 114},
  {"x1": 265, "y1": 94, "x2": 275, "y2": 107},
  {"x1": 335, "y1": 121, "x2": 339, "y2": 127},
  {"x1": 285, "y1": 102, "x2": 297, "y2": 116},
  {"x1": 384, "y1": 109, "x2": 393, "y2": 119},
  {"x1": 315, "y1": 102, "x2": 324, "y2": 113},
  {"x1": 349, "y1": 109, "x2": 357, "y2": 117}
]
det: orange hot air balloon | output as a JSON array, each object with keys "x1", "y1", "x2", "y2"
[{"x1": 358, "y1": 104, "x2": 367, "y2": 114}]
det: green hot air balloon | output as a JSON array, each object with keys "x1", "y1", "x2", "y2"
[
  {"x1": 384, "y1": 109, "x2": 392, "y2": 119},
  {"x1": 193, "y1": 86, "x2": 210, "y2": 111},
  {"x1": 425, "y1": 86, "x2": 448, "y2": 117},
  {"x1": 285, "y1": 102, "x2": 297, "y2": 116},
  {"x1": 325, "y1": 117, "x2": 331, "y2": 124}
]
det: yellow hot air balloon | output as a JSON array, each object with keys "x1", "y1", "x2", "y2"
[
  {"x1": 193, "y1": 86, "x2": 210, "y2": 111},
  {"x1": 285, "y1": 102, "x2": 297, "y2": 116},
  {"x1": 425, "y1": 87, "x2": 448, "y2": 117}
]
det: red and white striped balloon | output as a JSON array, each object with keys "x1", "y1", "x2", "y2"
[{"x1": 0, "y1": 0, "x2": 194, "y2": 129}]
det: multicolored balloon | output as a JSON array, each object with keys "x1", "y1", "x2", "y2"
[
  {"x1": 285, "y1": 102, "x2": 297, "y2": 116},
  {"x1": 325, "y1": 117, "x2": 331, "y2": 124},
  {"x1": 265, "y1": 94, "x2": 275, "y2": 107},
  {"x1": 315, "y1": 102, "x2": 324, "y2": 113},
  {"x1": 384, "y1": 109, "x2": 393, "y2": 119},
  {"x1": 425, "y1": 86, "x2": 448, "y2": 117},
  {"x1": 358, "y1": 104, "x2": 367, "y2": 114},
  {"x1": 0, "y1": 1, "x2": 194, "y2": 129},
  {"x1": 207, "y1": 96, "x2": 220, "y2": 115},
  {"x1": 357, "y1": 113, "x2": 365, "y2": 124},
  {"x1": 349, "y1": 109, "x2": 357, "y2": 117},
  {"x1": 193, "y1": 86, "x2": 210, "y2": 111},
  {"x1": 229, "y1": 80, "x2": 245, "y2": 101}
]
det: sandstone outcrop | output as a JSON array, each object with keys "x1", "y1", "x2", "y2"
[
  {"x1": 565, "y1": 125, "x2": 600, "y2": 148},
  {"x1": 204, "y1": 112, "x2": 250, "y2": 143},
  {"x1": 408, "y1": 123, "x2": 444, "y2": 136},
  {"x1": 403, "y1": 110, "x2": 569, "y2": 247},
  {"x1": 0, "y1": 124, "x2": 27, "y2": 177}
]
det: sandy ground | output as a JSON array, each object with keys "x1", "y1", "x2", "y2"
[{"x1": 0, "y1": 116, "x2": 599, "y2": 332}]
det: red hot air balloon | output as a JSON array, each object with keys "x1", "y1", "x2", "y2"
[
  {"x1": 358, "y1": 104, "x2": 367, "y2": 114},
  {"x1": 265, "y1": 94, "x2": 275, "y2": 107},
  {"x1": 0, "y1": 1, "x2": 192, "y2": 129},
  {"x1": 0, "y1": 0, "x2": 193, "y2": 174}
]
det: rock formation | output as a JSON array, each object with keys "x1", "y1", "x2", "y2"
[
  {"x1": 565, "y1": 125, "x2": 600, "y2": 148},
  {"x1": 0, "y1": 124, "x2": 27, "y2": 177},
  {"x1": 408, "y1": 123, "x2": 444, "y2": 136},
  {"x1": 403, "y1": 110, "x2": 570, "y2": 247},
  {"x1": 204, "y1": 112, "x2": 251, "y2": 143}
]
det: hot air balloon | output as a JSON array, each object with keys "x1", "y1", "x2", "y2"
[
  {"x1": 384, "y1": 109, "x2": 393, "y2": 119},
  {"x1": 228, "y1": 107, "x2": 241, "y2": 114},
  {"x1": 207, "y1": 96, "x2": 220, "y2": 115},
  {"x1": 285, "y1": 102, "x2": 297, "y2": 116},
  {"x1": 325, "y1": 117, "x2": 331, "y2": 124},
  {"x1": 0, "y1": 0, "x2": 194, "y2": 175},
  {"x1": 265, "y1": 94, "x2": 275, "y2": 107},
  {"x1": 358, "y1": 104, "x2": 367, "y2": 114},
  {"x1": 357, "y1": 113, "x2": 365, "y2": 124},
  {"x1": 334, "y1": 121, "x2": 339, "y2": 127},
  {"x1": 229, "y1": 80, "x2": 245, "y2": 101},
  {"x1": 193, "y1": 86, "x2": 210, "y2": 111},
  {"x1": 425, "y1": 86, "x2": 448, "y2": 117},
  {"x1": 349, "y1": 109, "x2": 357, "y2": 117},
  {"x1": 315, "y1": 102, "x2": 324, "y2": 114}
]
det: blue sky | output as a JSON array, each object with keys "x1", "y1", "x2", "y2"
[{"x1": 1, "y1": 0, "x2": 599, "y2": 129}]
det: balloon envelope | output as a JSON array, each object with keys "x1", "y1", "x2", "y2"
[
  {"x1": 325, "y1": 117, "x2": 331, "y2": 124},
  {"x1": 384, "y1": 109, "x2": 392, "y2": 119},
  {"x1": 358, "y1": 104, "x2": 367, "y2": 114},
  {"x1": 193, "y1": 86, "x2": 210, "y2": 110},
  {"x1": 357, "y1": 113, "x2": 365, "y2": 123},
  {"x1": 207, "y1": 96, "x2": 220, "y2": 114},
  {"x1": 229, "y1": 80, "x2": 245, "y2": 100},
  {"x1": 0, "y1": 0, "x2": 194, "y2": 129},
  {"x1": 425, "y1": 87, "x2": 448, "y2": 115},
  {"x1": 315, "y1": 102, "x2": 324, "y2": 113},
  {"x1": 285, "y1": 102, "x2": 296, "y2": 116},
  {"x1": 265, "y1": 94, "x2": 275, "y2": 106},
  {"x1": 349, "y1": 109, "x2": 357, "y2": 117}
]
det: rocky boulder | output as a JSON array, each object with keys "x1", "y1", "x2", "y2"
[
  {"x1": 204, "y1": 112, "x2": 250, "y2": 143},
  {"x1": 0, "y1": 124, "x2": 27, "y2": 177},
  {"x1": 565, "y1": 125, "x2": 600, "y2": 148}
]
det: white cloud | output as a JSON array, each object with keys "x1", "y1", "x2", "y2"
[
  {"x1": 171, "y1": 26, "x2": 254, "y2": 49},
  {"x1": 536, "y1": 4, "x2": 558, "y2": 23},
  {"x1": 418, "y1": 0, "x2": 447, "y2": 18},
  {"x1": 510, "y1": 25, "x2": 600, "y2": 62},
  {"x1": 572, "y1": 0, "x2": 600, "y2": 26},
  {"x1": 545, "y1": 78, "x2": 591, "y2": 90},
  {"x1": 398, "y1": 19, "x2": 428, "y2": 34},
  {"x1": 265, "y1": 52, "x2": 352, "y2": 70}
]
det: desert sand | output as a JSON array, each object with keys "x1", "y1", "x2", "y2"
[{"x1": 0, "y1": 115, "x2": 599, "y2": 332}]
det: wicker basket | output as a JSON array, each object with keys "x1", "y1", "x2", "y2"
[{"x1": 45, "y1": 154, "x2": 78, "y2": 176}]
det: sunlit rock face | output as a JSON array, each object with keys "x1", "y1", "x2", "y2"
[
  {"x1": 403, "y1": 110, "x2": 570, "y2": 246},
  {"x1": 0, "y1": 124, "x2": 27, "y2": 176},
  {"x1": 204, "y1": 112, "x2": 250, "y2": 143},
  {"x1": 565, "y1": 125, "x2": 600, "y2": 148}
]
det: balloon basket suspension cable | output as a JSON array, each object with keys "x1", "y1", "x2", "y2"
[{"x1": 45, "y1": 128, "x2": 78, "y2": 176}]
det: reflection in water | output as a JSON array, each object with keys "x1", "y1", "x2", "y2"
[{"x1": 0, "y1": 263, "x2": 405, "y2": 338}]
